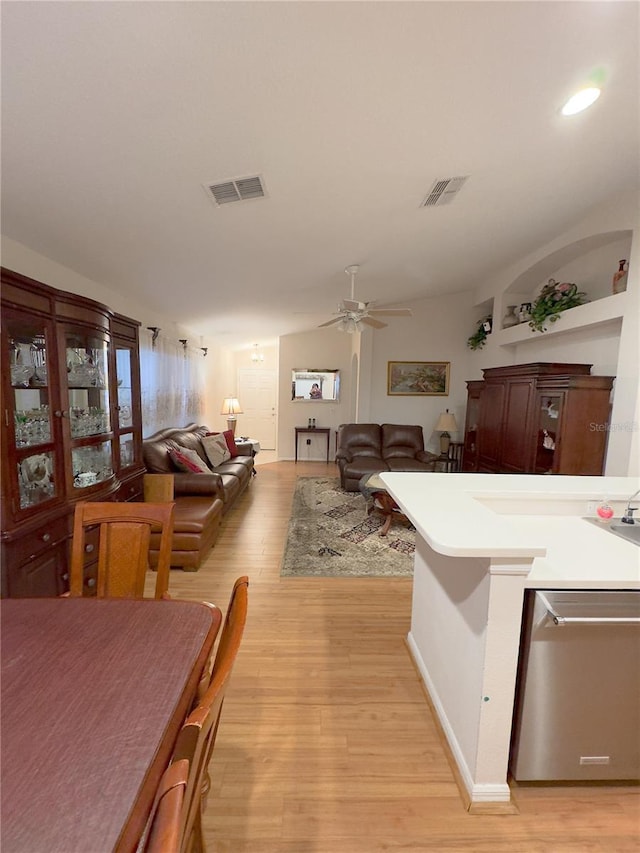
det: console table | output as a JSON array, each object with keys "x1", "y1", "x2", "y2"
[{"x1": 294, "y1": 427, "x2": 331, "y2": 463}]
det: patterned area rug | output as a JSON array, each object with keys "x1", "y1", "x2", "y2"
[{"x1": 281, "y1": 477, "x2": 415, "y2": 578}]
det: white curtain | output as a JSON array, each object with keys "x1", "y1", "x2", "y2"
[{"x1": 139, "y1": 329, "x2": 206, "y2": 437}]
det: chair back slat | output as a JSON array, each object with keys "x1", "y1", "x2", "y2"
[
  {"x1": 69, "y1": 502, "x2": 175, "y2": 599},
  {"x1": 96, "y1": 522, "x2": 151, "y2": 597}
]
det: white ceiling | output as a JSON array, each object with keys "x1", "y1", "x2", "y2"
[{"x1": 2, "y1": 1, "x2": 638, "y2": 350}]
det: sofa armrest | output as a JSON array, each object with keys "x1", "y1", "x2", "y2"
[
  {"x1": 335, "y1": 450, "x2": 353, "y2": 463},
  {"x1": 416, "y1": 450, "x2": 439, "y2": 467},
  {"x1": 172, "y1": 472, "x2": 225, "y2": 500}
]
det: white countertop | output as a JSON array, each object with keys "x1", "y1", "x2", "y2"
[{"x1": 381, "y1": 472, "x2": 640, "y2": 589}]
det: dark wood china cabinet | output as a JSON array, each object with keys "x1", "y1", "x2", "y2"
[
  {"x1": 462, "y1": 363, "x2": 614, "y2": 475},
  {"x1": 1, "y1": 268, "x2": 145, "y2": 598}
]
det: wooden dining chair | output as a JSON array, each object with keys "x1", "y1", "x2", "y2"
[
  {"x1": 172, "y1": 575, "x2": 249, "y2": 852},
  {"x1": 195, "y1": 575, "x2": 250, "y2": 705},
  {"x1": 142, "y1": 759, "x2": 189, "y2": 853},
  {"x1": 69, "y1": 501, "x2": 175, "y2": 599}
]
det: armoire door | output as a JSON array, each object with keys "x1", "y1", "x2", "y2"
[
  {"x1": 476, "y1": 382, "x2": 505, "y2": 471},
  {"x1": 500, "y1": 380, "x2": 536, "y2": 473}
]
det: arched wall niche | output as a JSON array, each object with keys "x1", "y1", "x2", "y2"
[{"x1": 504, "y1": 230, "x2": 633, "y2": 298}]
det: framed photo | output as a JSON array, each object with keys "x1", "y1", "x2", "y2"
[{"x1": 387, "y1": 361, "x2": 450, "y2": 396}]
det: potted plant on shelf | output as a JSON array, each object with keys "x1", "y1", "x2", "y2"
[
  {"x1": 528, "y1": 279, "x2": 587, "y2": 333},
  {"x1": 467, "y1": 316, "x2": 492, "y2": 350}
]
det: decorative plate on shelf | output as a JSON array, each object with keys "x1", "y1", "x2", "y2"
[{"x1": 20, "y1": 454, "x2": 51, "y2": 485}]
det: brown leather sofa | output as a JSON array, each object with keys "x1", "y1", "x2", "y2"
[
  {"x1": 336, "y1": 423, "x2": 438, "y2": 491},
  {"x1": 142, "y1": 423, "x2": 254, "y2": 570}
]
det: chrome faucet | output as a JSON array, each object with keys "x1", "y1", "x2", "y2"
[{"x1": 621, "y1": 487, "x2": 640, "y2": 524}]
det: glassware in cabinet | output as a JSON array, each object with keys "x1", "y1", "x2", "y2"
[
  {"x1": 71, "y1": 440, "x2": 114, "y2": 490},
  {"x1": 5, "y1": 315, "x2": 59, "y2": 512},
  {"x1": 119, "y1": 434, "x2": 136, "y2": 468},
  {"x1": 64, "y1": 332, "x2": 112, "y2": 439},
  {"x1": 7, "y1": 321, "x2": 54, "y2": 446}
]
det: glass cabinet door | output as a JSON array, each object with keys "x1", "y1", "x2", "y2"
[
  {"x1": 63, "y1": 330, "x2": 114, "y2": 492},
  {"x1": 464, "y1": 395, "x2": 480, "y2": 470},
  {"x1": 114, "y1": 341, "x2": 140, "y2": 471},
  {"x1": 5, "y1": 316, "x2": 59, "y2": 512},
  {"x1": 115, "y1": 346, "x2": 133, "y2": 430},
  {"x1": 462, "y1": 384, "x2": 483, "y2": 472},
  {"x1": 535, "y1": 394, "x2": 563, "y2": 474}
]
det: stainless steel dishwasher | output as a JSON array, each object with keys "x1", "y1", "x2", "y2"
[{"x1": 510, "y1": 589, "x2": 640, "y2": 782}]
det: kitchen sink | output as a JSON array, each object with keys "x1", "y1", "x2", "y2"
[{"x1": 583, "y1": 517, "x2": 640, "y2": 546}]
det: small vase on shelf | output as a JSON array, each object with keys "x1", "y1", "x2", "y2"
[
  {"x1": 612, "y1": 259, "x2": 628, "y2": 295},
  {"x1": 502, "y1": 305, "x2": 519, "y2": 328}
]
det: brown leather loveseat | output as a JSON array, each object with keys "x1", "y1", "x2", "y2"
[
  {"x1": 336, "y1": 423, "x2": 438, "y2": 491},
  {"x1": 142, "y1": 423, "x2": 254, "y2": 570}
]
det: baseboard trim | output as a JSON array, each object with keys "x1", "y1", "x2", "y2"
[{"x1": 404, "y1": 633, "x2": 519, "y2": 815}]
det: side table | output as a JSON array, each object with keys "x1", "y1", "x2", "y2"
[
  {"x1": 359, "y1": 472, "x2": 406, "y2": 536},
  {"x1": 439, "y1": 441, "x2": 463, "y2": 472},
  {"x1": 236, "y1": 437, "x2": 260, "y2": 455},
  {"x1": 294, "y1": 427, "x2": 331, "y2": 463}
]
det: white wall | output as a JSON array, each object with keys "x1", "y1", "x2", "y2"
[
  {"x1": 278, "y1": 329, "x2": 353, "y2": 460},
  {"x1": 365, "y1": 290, "x2": 476, "y2": 454}
]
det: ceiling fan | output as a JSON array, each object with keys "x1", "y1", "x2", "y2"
[{"x1": 318, "y1": 265, "x2": 413, "y2": 332}]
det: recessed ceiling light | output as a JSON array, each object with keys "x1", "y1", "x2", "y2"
[{"x1": 561, "y1": 87, "x2": 601, "y2": 116}]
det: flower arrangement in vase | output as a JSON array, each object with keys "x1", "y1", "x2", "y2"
[{"x1": 528, "y1": 279, "x2": 587, "y2": 333}]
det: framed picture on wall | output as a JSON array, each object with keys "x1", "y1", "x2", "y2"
[{"x1": 387, "y1": 361, "x2": 450, "y2": 396}]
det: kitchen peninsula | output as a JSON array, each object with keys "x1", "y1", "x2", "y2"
[{"x1": 381, "y1": 472, "x2": 640, "y2": 812}]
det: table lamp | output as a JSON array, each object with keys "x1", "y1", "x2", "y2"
[
  {"x1": 435, "y1": 409, "x2": 458, "y2": 455},
  {"x1": 221, "y1": 397, "x2": 243, "y2": 436}
]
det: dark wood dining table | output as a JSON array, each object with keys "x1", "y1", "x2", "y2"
[{"x1": 1, "y1": 596, "x2": 222, "y2": 853}]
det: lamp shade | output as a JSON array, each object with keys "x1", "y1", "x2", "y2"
[
  {"x1": 221, "y1": 397, "x2": 243, "y2": 416},
  {"x1": 435, "y1": 410, "x2": 458, "y2": 433}
]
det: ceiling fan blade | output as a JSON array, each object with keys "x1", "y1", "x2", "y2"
[
  {"x1": 318, "y1": 317, "x2": 344, "y2": 328},
  {"x1": 368, "y1": 308, "x2": 413, "y2": 317},
  {"x1": 361, "y1": 316, "x2": 387, "y2": 329}
]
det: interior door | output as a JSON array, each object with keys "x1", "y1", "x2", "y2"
[{"x1": 237, "y1": 369, "x2": 277, "y2": 449}]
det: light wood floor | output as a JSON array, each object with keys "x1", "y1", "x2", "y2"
[{"x1": 159, "y1": 461, "x2": 639, "y2": 853}]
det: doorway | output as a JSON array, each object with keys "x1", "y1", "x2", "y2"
[{"x1": 238, "y1": 368, "x2": 277, "y2": 449}]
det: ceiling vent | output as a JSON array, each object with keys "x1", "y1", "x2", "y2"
[
  {"x1": 421, "y1": 175, "x2": 469, "y2": 207},
  {"x1": 204, "y1": 175, "x2": 266, "y2": 206}
]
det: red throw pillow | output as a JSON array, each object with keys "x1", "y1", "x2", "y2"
[
  {"x1": 206, "y1": 430, "x2": 239, "y2": 458},
  {"x1": 223, "y1": 429, "x2": 239, "y2": 458}
]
